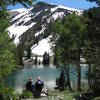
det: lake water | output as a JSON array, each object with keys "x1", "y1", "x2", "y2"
[{"x1": 5, "y1": 63, "x2": 88, "y2": 93}]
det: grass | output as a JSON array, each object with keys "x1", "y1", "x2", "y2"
[
  {"x1": 27, "y1": 90, "x2": 76, "y2": 100},
  {"x1": 42, "y1": 90, "x2": 81, "y2": 100},
  {"x1": 21, "y1": 88, "x2": 91, "y2": 100}
]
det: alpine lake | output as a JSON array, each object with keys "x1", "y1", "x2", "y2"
[{"x1": 4, "y1": 62, "x2": 88, "y2": 93}]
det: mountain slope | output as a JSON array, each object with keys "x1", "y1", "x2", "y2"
[{"x1": 8, "y1": 2, "x2": 82, "y2": 55}]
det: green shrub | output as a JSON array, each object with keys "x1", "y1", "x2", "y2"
[
  {"x1": 95, "y1": 97, "x2": 100, "y2": 100},
  {"x1": 21, "y1": 90, "x2": 33, "y2": 99},
  {"x1": 0, "y1": 86, "x2": 18, "y2": 100}
]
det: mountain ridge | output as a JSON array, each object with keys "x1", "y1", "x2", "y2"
[{"x1": 8, "y1": 2, "x2": 82, "y2": 55}]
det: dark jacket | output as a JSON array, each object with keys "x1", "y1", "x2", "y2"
[
  {"x1": 25, "y1": 81, "x2": 35, "y2": 92},
  {"x1": 35, "y1": 80, "x2": 44, "y2": 91}
]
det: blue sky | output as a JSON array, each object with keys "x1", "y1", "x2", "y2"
[{"x1": 8, "y1": 0, "x2": 97, "y2": 10}]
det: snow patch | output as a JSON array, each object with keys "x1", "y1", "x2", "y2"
[
  {"x1": 35, "y1": 27, "x2": 46, "y2": 36},
  {"x1": 23, "y1": 17, "x2": 31, "y2": 23},
  {"x1": 44, "y1": 9, "x2": 48, "y2": 11},
  {"x1": 51, "y1": 6, "x2": 58, "y2": 12},
  {"x1": 8, "y1": 2, "x2": 83, "y2": 46},
  {"x1": 42, "y1": 15, "x2": 47, "y2": 19},
  {"x1": 52, "y1": 12, "x2": 64, "y2": 20},
  {"x1": 10, "y1": 8, "x2": 27, "y2": 13},
  {"x1": 58, "y1": 5, "x2": 82, "y2": 12},
  {"x1": 12, "y1": 10, "x2": 27, "y2": 22},
  {"x1": 11, "y1": 7, "x2": 34, "y2": 22},
  {"x1": 50, "y1": 5, "x2": 82, "y2": 15},
  {"x1": 31, "y1": 36, "x2": 52, "y2": 55},
  {"x1": 8, "y1": 22, "x2": 36, "y2": 44}
]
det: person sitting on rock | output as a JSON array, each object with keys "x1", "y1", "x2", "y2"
[
  {"x1": 25, "y1": 78, "x2": 35, "y2": 93},
  {"x1": 34, "y1": 77, "x2": 44, "y2": 97}
]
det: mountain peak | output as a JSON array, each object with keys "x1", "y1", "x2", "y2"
[
  {"x1": 8, "y1": 2, "x2": 83, "y2": 55},
  {"x1": 35, "y1": 2, "x2": 82, "y2": 12},
  {"x1": 36, "y1": 1, "x2": 56, "y2": 7}
]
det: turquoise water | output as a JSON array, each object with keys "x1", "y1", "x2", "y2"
[{"x1": 5, "y1": 63, "x2": 88, "y2": 93}]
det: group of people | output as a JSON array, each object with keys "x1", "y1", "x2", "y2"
[{"x1": 25, "y1": 77, "x2": 47, "y2": 98}]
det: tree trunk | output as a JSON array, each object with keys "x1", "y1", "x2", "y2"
[
  {"x1": 27, "y1": 45, "x2": 31, "y2": 59},
  {"x1": 77, "y1": 62, "x2": 81, "y2": 91},
  {"x1": 18, "y1": 47, "x2": 24, "y2": 66},
  {"x1": 88, "y1": 63, "x2": 92, "y2": 90},
  {"x1": 64, "y1": 65, "x2": 72, "y2": 91}
]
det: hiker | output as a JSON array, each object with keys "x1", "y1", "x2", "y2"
[
  {"x1": 34, "y1": 77, "x2": 44, "y2": 97},
  {"x1": 25, "y1": 78, "x2": 35, "y2": 93},
  {"x1": 35, "y1": 77, "x2": 44, "y2": 91}
]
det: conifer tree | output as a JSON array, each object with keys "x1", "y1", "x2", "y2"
[
  {"x1": 83, "y1": 6, "x2": 100, "y2": 94},
  {"x1": 0, "y1": 0, "x2": 36, "y2": 81},
  {"x1": 0, "y1": 0, "x2": 36, "y2": 99},
  {"x1": 42, "y1": 52, "x2": 50, "y2": 65},
  {"x1": 56, "y1": 70, "x2": 66, "y2": 91},
  {"x1": 27, "y1": 45, "x2": 31, "y2": 59},
  {"x1": 0, "y1": 3, "x2": 16, "y2": 81},
  {"x1": 34, "y1": 54, "x2": 38, "y2": 64},
  {"x1": 52, "y1": 13, "x2": 87, "y2": 91}
]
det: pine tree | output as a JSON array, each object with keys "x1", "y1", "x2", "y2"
[
  {"x1": 52, "y1": 13, "x2": 87, "y2": 91},
  {"x1": 56, "y1": 70, "x2": 66, "y2": 91},
  {"x1": 27, "y1": 45, "x2": 31, "y2": 59},
  {"x1": 0, "y1": 0, "x2": 36, "y2": 82},
  {"x1": 83, "y1": 7, "x2": 100, "y2": 95},
  {"x1": 34, "y1": 54, "x2": 38, "y2": 64},
  {"x1": 42, "y1": 52, "x2": 50, "y2": 65},
  {"x1": 18, "y1": 46, "x2": 24, "y2": 65},
  {"x1": 0, "y1": 0, "x2": 36, "y2": 98},
  {"x1": 0, "y1": 2, "x2": 18, "y2": 81},
  {"x1": 53, "y1": 55, "x2": 57, "y2": 65}
]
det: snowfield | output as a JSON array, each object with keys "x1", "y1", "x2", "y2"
[
  {"x1": 8, "y1": 22, "x2": 36, "y2": 44},
  {"x1": 8, "y1": 2, "x2": 82, "y2": 55},
  {"x1": 31, "y1": 36, "x2": 53, "y2": 56}
]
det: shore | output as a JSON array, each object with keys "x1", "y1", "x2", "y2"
[{"x1": 20, "y1": 90, "x2": 82, "y2": 100}]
